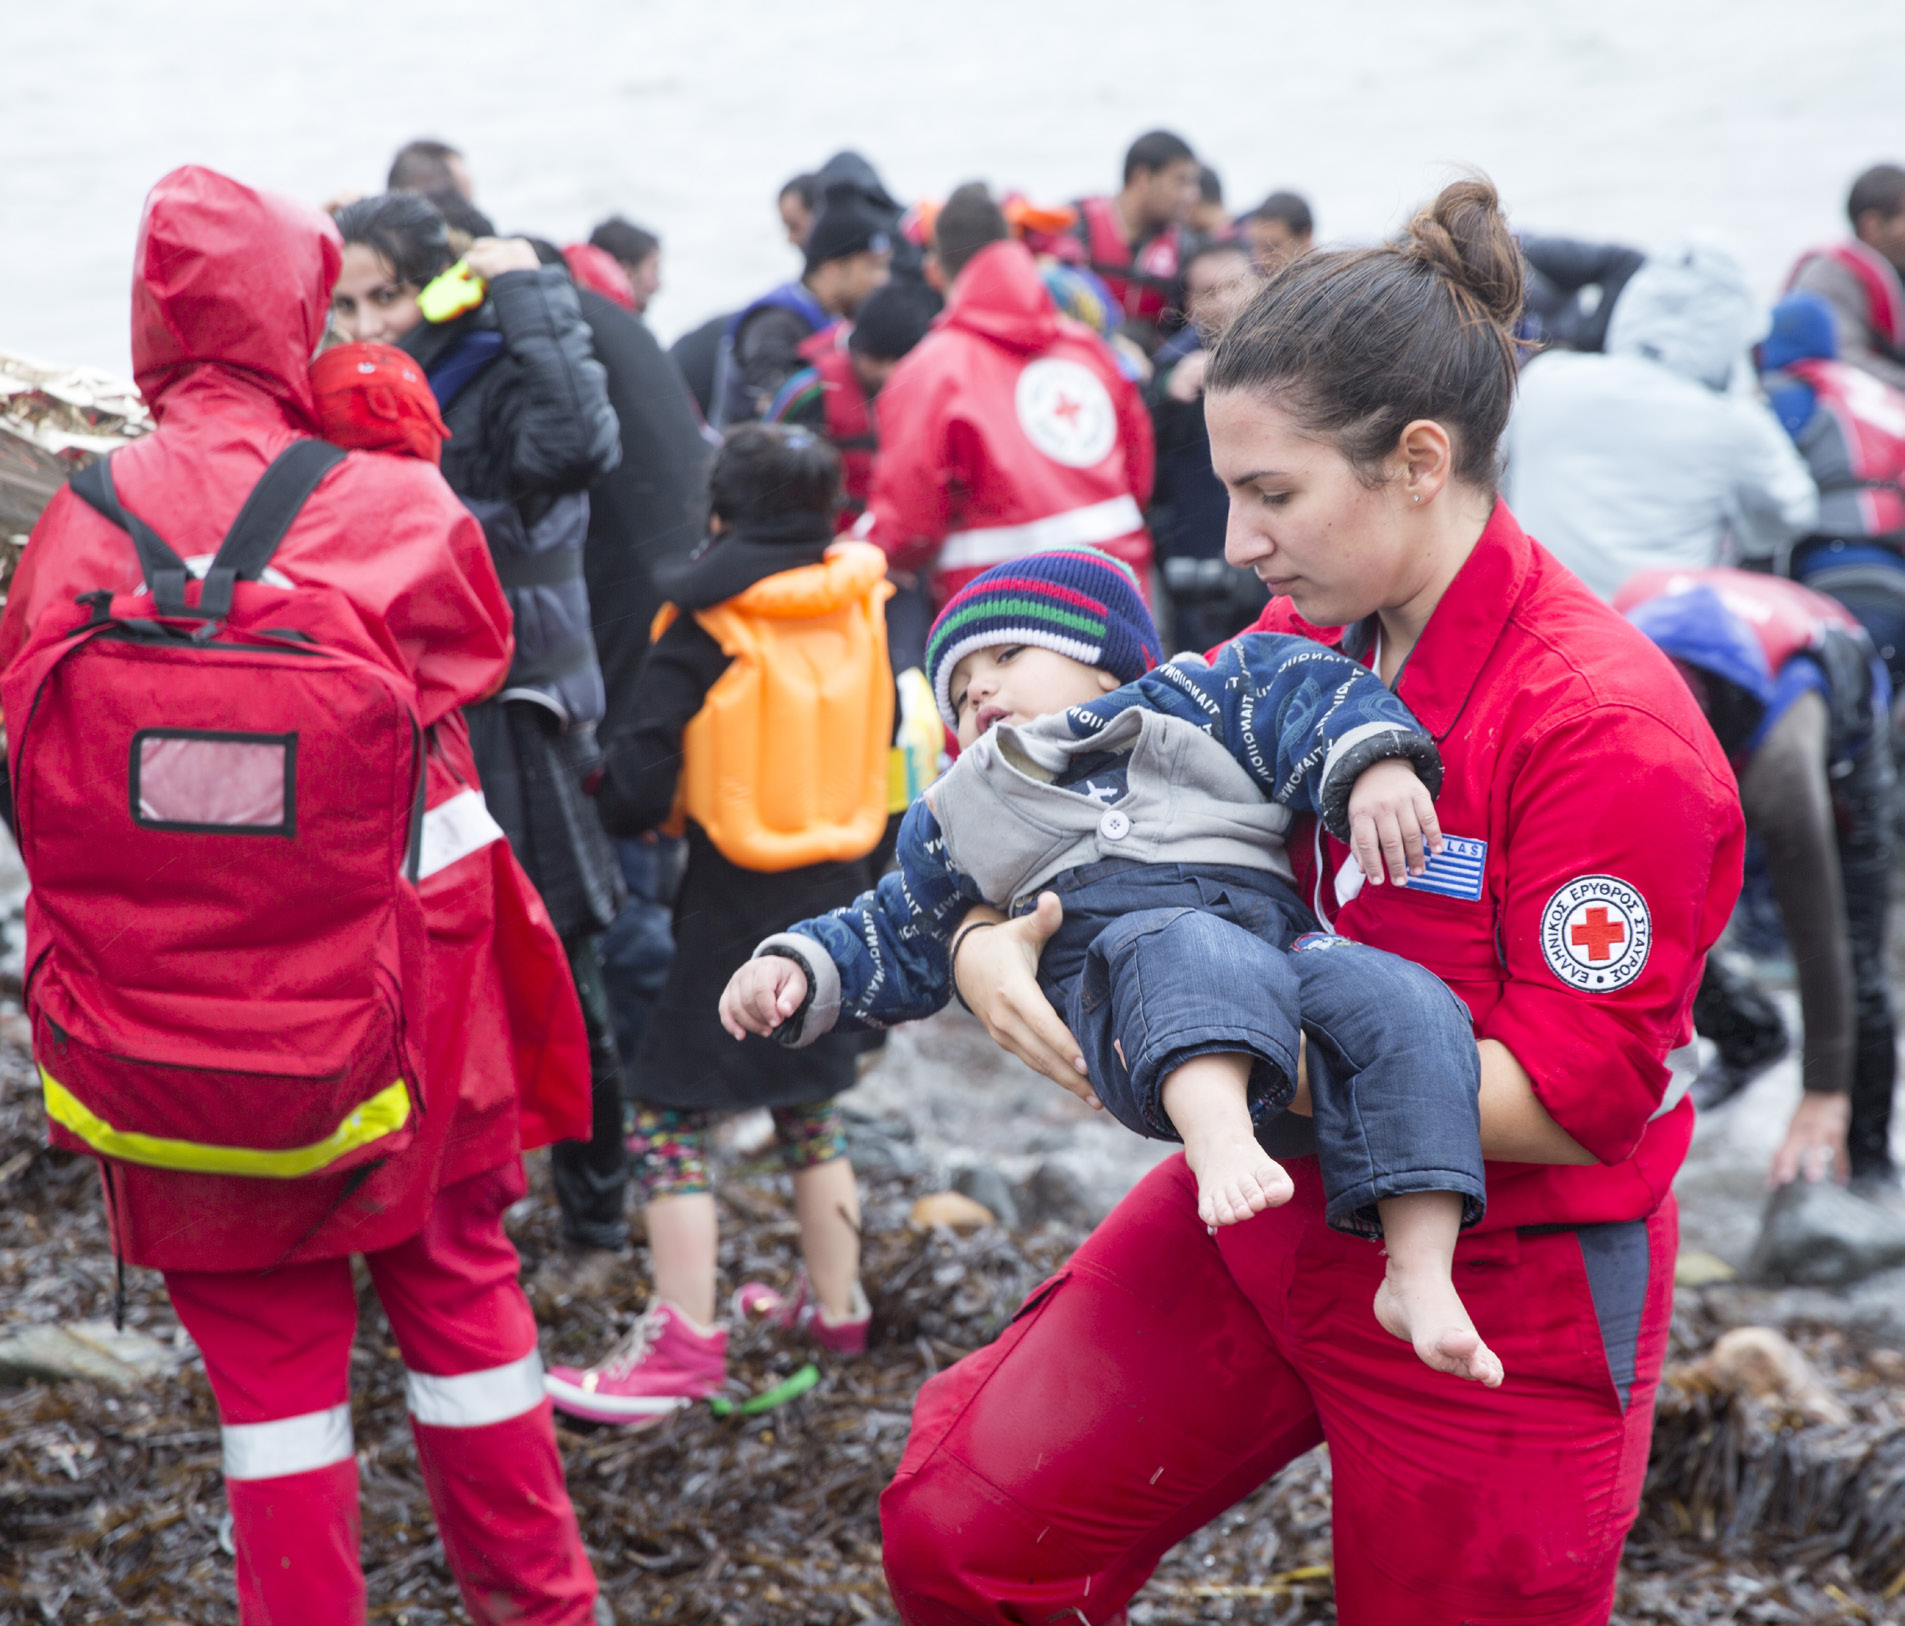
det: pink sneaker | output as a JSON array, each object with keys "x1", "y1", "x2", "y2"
[
  {"x1": 732, "y1": 1275, "x2": 872, "y2": 1356},
  {"x1": 544, "y1": 1302, "x2": 727, "y2": 1425}
]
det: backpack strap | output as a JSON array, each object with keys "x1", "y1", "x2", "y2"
[
  {"x1": 200, "y1": 440, "x2": 348, "y2": 618},
  {"x1": 65, "y1": 440, "x2": 346, "y2": 620},
  {"x1": 67, "y1": 455, "x2": 194, "y2": 616}
]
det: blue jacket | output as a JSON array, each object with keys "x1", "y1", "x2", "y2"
[{"x1": 759, "y1": 632, "x2": 1438, "y2": 1040}]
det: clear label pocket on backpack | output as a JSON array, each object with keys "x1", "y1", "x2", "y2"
[{"x1": 131, "y1": 729, "x2": 297, "y2": 836}]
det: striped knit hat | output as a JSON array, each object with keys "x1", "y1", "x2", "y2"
[{"x1": 926, "y1": 546, "x2": 1162, "y2": 727}]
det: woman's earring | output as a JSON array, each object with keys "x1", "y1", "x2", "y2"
[{"x1": 1412, "y1": 493, "x2": 1421, "y2": 504}]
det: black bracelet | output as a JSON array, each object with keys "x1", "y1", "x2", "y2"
[{"x1": 948, "y1": 920, "x2": 1001, "y2": 1013}]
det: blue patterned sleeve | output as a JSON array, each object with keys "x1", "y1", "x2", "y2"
[
  {"x1": 755, "y1": 800, "x2": 987, "y2": 1044},
  {"x1": 1060, "y1": 632, "x2": 1442, "y2": 837}
]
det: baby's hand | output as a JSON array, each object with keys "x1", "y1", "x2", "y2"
[
  {"x1": 719, "y1": 956, "x2": 809, "y2": 1040},
  {"x1": 1348, "y1": 758, "x2": 1443, "y2": 886}
]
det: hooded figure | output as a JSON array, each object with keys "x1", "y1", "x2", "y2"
[
  {"x1": 0, "y1": 167, "x2": 598, "y2": 1626},
  {"x1": 1502, "y1": 239, "x2": 1819, "y2": 600},
  {"x1": 857, "y1": 236, "x2": 1155, "y2": 609}
]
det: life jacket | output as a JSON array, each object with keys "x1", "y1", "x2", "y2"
[
  {"x1": 1767, "y1": 357, "x2": 1905, "y2": 537},
  {"x1": 1616, "y1": 566, "x2": 1882, "y2": 767},
  {"x1": 1787, "y1": 241, "x2": 1905, "y2": 352},
  {"x1": 1070, "y1": 196, "x2": 1183, "y2": 326},
  {"x1": 797, "y1": 326, "x2": 877, "y2": 521},
  {"x1": 712, "y1": 282, "x2": 835, "y2": 428},
  {"x1": 4, "y1": 441, "x2": 436, "y2": 1185},
  {"x1": 655, "y1": 541, "x2": 894, "y2": 870}
]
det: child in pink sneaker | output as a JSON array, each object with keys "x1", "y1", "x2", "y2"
[{"x1": 543, "y1": 426, "x2": 881, "y2": 1428}]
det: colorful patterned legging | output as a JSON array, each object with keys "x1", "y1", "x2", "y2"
[{"x1": 625, "y1": 1100, "x2": 848, "y2": 1202}]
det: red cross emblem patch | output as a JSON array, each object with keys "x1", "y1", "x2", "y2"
[{"x1": 1540, "y1": 875, "x2": 1651, "y2": 992}]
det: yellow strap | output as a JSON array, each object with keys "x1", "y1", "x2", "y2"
[{"x1": 41, "y1": 1069, "x2": 411, "y2": 1179}]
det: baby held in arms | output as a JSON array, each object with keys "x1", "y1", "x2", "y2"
[{"x1": 720, "y1": 547, "x2": 1502, "y2": 1385}]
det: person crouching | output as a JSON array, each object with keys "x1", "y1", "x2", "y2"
[{"x1": 546, "y1": 425, "x2": 890, "y2": 1423}]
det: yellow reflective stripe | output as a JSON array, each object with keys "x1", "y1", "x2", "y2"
[{"x1": 40, "y1": 1069, "x2": 410, "y2": 1178}]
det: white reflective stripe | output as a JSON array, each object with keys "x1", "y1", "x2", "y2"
[
  {"x1": 418, "y1": 788, "x2": 505, "y2": 881},
  {"x1": 938, "y1": 495, "x2": 1143, "y2": 571},
  {"x1": 221, "y1": 1403, "x2": 353, "y2": 1481},
  {"x1": 405, "y1": 1350, "x2": 545, "y2": 1428},
  {"x1": 1651, "y1": 1041, "x2": 1701, "y2": 1120}
]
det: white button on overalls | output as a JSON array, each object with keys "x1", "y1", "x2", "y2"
[{"x1": 1099, "y1": 809, "x2": 1130, "y2": 840}]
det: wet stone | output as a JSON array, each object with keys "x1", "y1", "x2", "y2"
[
  {"x1": 1014, "y1": 1160, "x2": 1097, "y2": 1231},
  {"x1": 1747, "y1": 1177, "x2": 1905, "y2": 1287},
  {"x1": 950, "y1": 1163, "x2": 1020, "y2": 1231},
  {"x1": 0, "y1": 1321, "x2": 190, "y2": 1391}
]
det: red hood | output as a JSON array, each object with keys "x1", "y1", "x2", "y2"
[
  {"x1": 132, "y1": 165, "x2": 340, "y2": 429},
  {"x1": 943, "y1": 239, "x2": 1060, "y2": 353}
]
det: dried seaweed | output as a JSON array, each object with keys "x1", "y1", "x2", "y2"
[{"x1": 3, "y1": 1032, "x2": 1902, "y2": 1624}]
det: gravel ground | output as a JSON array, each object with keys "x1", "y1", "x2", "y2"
[{"x1": 3, "y1": 999, "x2": 1903, "y2": 1623}]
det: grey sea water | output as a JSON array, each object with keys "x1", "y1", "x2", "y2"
[{"x1": 3, "y1": 0, "x2": 1903, "y2": 374}]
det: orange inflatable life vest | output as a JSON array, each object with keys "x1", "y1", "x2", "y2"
[{"x1": 654, "y1": 542, "x2": 895, "y2": 872}]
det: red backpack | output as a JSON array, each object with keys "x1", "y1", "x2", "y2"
[{"x1": 3, "y1": 441, "x2": 435, "y2": 1183}]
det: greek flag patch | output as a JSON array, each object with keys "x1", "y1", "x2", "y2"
[{"x1": 1401, "y1": 835, "x2": 1488, "y2": 902}]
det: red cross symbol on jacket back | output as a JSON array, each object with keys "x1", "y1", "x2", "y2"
[{"x1": 1570, "y1": 906, "x2": 1627, "y2": 962}]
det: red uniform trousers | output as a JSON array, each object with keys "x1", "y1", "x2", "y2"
[
  {"x1": 880, "y1": 1156, "x2": 1677, "y2": 1626},
  {"x1": 165, "y1": 1161, "x2": 595, "y2": 1626}
]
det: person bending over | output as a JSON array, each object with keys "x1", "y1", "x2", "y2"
[{"x1": 723, "y1": 547, "x2": 1503, "y2": 1386}]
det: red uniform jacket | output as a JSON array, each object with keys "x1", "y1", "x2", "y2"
[
  {"x1": 858, "y1": 238, "x2": 1154, "y2": 610},
  {"x1": 800, "y1": 326, "x2": 877, "y2": 522},
  {"x1": 0, "y1": 166, "x2": 589, "y2": 1270},
  {"x1": 1070, "y1": 195, "x2": 1184, "y2": 327},
  {"x1": 1250, "y1": 504, "x2": 1745, "y2": 1230}
]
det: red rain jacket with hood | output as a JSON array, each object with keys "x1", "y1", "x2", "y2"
[
  {"x1": 0, "y1": 166, "x2": 589, "y2": 1272},
  {"x1": 857, "y1": 238, "x2": 1154, "y2": 609}
]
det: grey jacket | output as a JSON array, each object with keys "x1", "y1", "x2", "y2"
[{"x1": 934, "y1": 707, "x2": 1296, "y2": 908}]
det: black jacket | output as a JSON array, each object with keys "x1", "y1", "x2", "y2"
[
  {"x1": 573, "y1": 288, "x2": 712, "y2": 740},
  {"x1": 404, "y1": 266, "x2": 621, "y2": 726},
  {"x1": 405, "y1": 266, "x2": 624, "y2": 936},
  {"x1": 670, "y1": 311, "x2": 729, "y2": 422}
]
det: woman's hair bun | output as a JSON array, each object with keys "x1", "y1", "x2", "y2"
[{"x1": 1402, "y1": 176, "x2": 1523, "y2": 331}]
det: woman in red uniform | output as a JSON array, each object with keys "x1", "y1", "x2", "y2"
[
  {"x1": 877, "y1": 179, "x2": 1744, "y2": 1625},
  {"x1": 2, "y1": 168, "x2": 598, "y2": 1626}
]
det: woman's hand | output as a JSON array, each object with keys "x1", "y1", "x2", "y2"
[
  {"x1": 953, "y1": 895, "x2": 1100, "y2": 1107},
  {"x1": 1768, "y1": 1091, "x2": 1851, "y2": 1188},
  {"x1": 464, "y1": 236, "x2": 543, "y2": 279},
  {"x1": 1165, "y1": 350, "x2": 1209, "y2": 404}
]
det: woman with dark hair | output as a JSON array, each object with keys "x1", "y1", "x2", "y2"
[
  {"x1": 333, "y1": 193, "x2": 631, "y2": 1258},
  {"x1": 878, "y1": 179, "x2": 1745, "y2": 1625}
]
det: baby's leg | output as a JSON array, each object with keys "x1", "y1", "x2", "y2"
[
  {"x1": 1285, "y1": 935, "x2": 1500, "y2": 1384},
  {"x1": 1067, "y1": 904, "x2": 1302, "y2": 1227},
  {"x1": 1160, "y1": 1053, "x2": 1296, "y2": 1227},
  {"x1": 1371, "y1": 1191, "x2": 1504, "y2": 1387}
]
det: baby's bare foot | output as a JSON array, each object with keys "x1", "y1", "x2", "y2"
[
  {"x1": 1186, "y1": 1136, "x2": 1295, "y2": 1228},
  {"x1": 1373, "y1": 1262, "x2": 1505, "y2": 1387}
]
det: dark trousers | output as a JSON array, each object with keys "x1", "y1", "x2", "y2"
[
  {"x1": 1838, "y1": 739, "x2": 1898, "y2": 1177},
  {"x1": 549, "y1": 838, "x2": 682, "y2": 1248},
  {"x1": 1696, "y1": 734, "x2": 1897, "y2": 1177},
  {"x1": 598, "y1": 836, "x2": 681, "y2": 1063},
  {"x1": 549, "y1": 932, "x2": 629, "y2": 1251},
  {"x1": 1033, "y1": 860, "x2": 1485, "y2": 1236}
]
